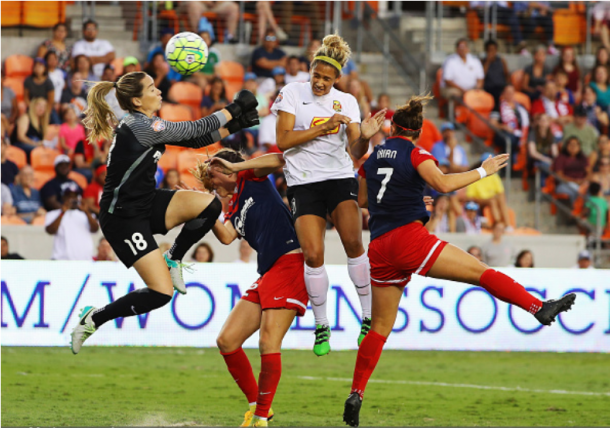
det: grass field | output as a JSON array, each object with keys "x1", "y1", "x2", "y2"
[{"x1": 2, "y1": 347, "x2": 609, "y2": 426}]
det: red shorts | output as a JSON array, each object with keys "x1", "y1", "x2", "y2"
[
  {"x1": 241, "y1": 253, "x2": 308, "y2": 316},
  {"x1": 368, "y1": 222, "x2": 448, "y2": 288}
]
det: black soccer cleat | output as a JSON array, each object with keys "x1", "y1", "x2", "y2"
[
  {"x1": 343, "y1": 392, "x2": 362, "y2": 427},
  {"x1": 534, "y1": 293, "x2": 577, "y2": 326}
]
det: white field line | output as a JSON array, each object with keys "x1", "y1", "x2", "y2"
[{"x1": 297, "y1": 376, "x2": 610, "y2": 397}]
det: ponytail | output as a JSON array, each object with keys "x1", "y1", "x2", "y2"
[
  {"x1": 82, "y1": 81, "x2": 117, "y2": 143},
  {"x1": 392, "y1": 93, "x2": 434, "y2": 139}
]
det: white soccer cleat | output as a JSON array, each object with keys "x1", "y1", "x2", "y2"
[
  {"x1": 70, "y1": 306, "x2": 97, "y2": 355},
  {"x1": 163, "y1": 251, "x2": 194, "y2": 295}
]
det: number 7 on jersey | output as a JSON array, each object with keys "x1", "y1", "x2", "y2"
[{"x1": 377, "y1": 168, "x2": 394, "y2": 203}]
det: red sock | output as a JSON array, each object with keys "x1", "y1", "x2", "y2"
[
  {"x1": 350, "y1": 330, "x2": 386, "y2": 399},
  {"x1": 220, "y1": 348, "x2": 258, "y2": 404},
  {"x1": 255, "y1": 353, "x2": 282, "y2": 419},
  {"x1": 480, "y1": 269, "x2": 542, "y2": 314}
]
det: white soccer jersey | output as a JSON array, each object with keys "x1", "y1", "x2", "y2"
[{"x1": 271, "y1": 82, "x2": 361, "y2": 186}]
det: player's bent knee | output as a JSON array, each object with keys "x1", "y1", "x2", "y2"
[
  {"x1": 216, "y1": 333, "x2": 239, "y2": 354},
  {"x1": 303, "y1": 252, "x2": 324, "y2": 268}
]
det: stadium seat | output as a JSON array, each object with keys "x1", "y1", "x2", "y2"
[
  {"x1": 514, "y1": 91, "x2": 531, "y2": 113},
  {"x1": 5, "y1": 55, "x2": 34, "y2": 79},
  {"x1": 1, "y1": 1, "x2": 22, "y2": 27},
  {"x1": 1, "y1": 215, "x2": 27, "y2": 225},
  {"x1": 159, "y1": 104, "x2": 193, "y2": 122},
  {"x1": 511, "y1": 70, "x2": 524, "y2": 92},
  {"x1": 68, "y1": 171, "x2": 88, "y2": 191},
  {"x1": 6, "y1": 145, "x2": 27, "y2": 169},
  {"x1": 482, "y1": 206, "x2": 517, "y2": 229},
  {"x1": 3, "y1": 77, "x2": 26, "y2": 102},
  {"x1": 31, "y1": 147, "x2": 61, "y2": 172},
  {"x1": 23, "y1": 1, "x2": 66, "y2": 28},
  {"x1": 463, "y1": 90, "x2": 495, "y2": 144},
  {"x1": 33, "y1": 170, "x2": 54, "y2": 190},
  {"x1": 553, "y1": 9, "x2": 585, "y2": 46},
  {"x1": 216, "y1": 61, "x2": 245, "y2": 86},
  {"x1": 168, "y1": 82, "x2": 203, "y2": 119},
  {"x1": 179, "y1": 172, "x2": 202, "y2": 190},
  {"x1": 418, "y1": 119, "x2": 443, "y2": 152},
  {"x1": 158, "y1": 146, "x2": 182, "y2": 172},
  {"x1": 178, "y1": 150, "x2": 205, "y2": 173}
]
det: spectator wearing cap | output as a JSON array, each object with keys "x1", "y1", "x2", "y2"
[
  {"x1": 200, "y1": 77, "x2": 228, "y2": 118},
  {"x1": 145, "y1": 53, "x2": 171, "y2": 102},
  {"x1": 431, "y1": 122, "x2": 469, "y2": 173},
  {"x1": 441, "y1": 38, "x2": 484, "y2": 99},
  {"x1": 122, "y1": 57, "x2": 140, "y2": 76},
  {"x1": 1, "y1": 137, "x2": 19, "y2": 186},
  {"x1": 466, "y1": 153, "x2": 512, "y2": 228},
  {"x1": 458, "y1": 201, "x2": 484, "y2": 235},
  {"x1": 1, "y1": 236, "x2": 24, "y2": 260},
  {"x1": 481, "y1": 222, "x2": 516, "y2": 267},
  {"x1": 11, "y1": 165, "x2": 45, "y2": 224},
  {"x1": 45, "y1": 182, "x2": 98, "y2": 261},
  {"x1": 573, "y1": 250, "x2": 595, "y2": 269},
  {"x1": 60, "y1": 72, "x2": 88, "y2": 117},
  {"x1": 145, "y1": 28, "x2": 182, "y2": 84},
  {"x1": 11, "y1": 97, "x2": 49, "y2": 161},
  {"x1": 562, "y1": 105, "x2": 599, "y2": 157},
  {"x1": 491, "y1": 85, "x2": 530, "y2": 159},
  {"x1": 23, "y1": 57, "x2": 54, "y2": 117},
  {"x1": 258, "y1": 66, "x2": 286, "y2": 100},
  {"x1": 531, "y1": 80, "x2": 573, "y2": 139},
  {"x1": 83, "y1": 164, "x2": 106, "y2": 216},
  {"x1": 285, "y1": 55, "x2": 310, "y2": 85},
  {"x1": 71, "y1": 19, "x2": 116, "y2": 80},
  {"x1": 251, "y1": 30, "x2": 287, "y2": 79},
  {"x1": 180, "y1": 1, "x2": 239, "y2": 44},
  {"x1": 482, "y1": 39, "x2": 509, "y2": 109},
  {"x1": 40, "y1": 154, "x2": 82, "y2": 211}
]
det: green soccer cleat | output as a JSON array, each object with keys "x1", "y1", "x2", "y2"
[
  {"x1": 358, "y1": 317, "x2": 371, "y2": 347},
  {"x1": 163, "y1": 251, "x2": 194, "y2": 295},
  {"x1": 313, "y1": 324, "x2": 331, "y2": 356},
  {"x1": 70, "y1": 306, "x2": 97, "y2": 354}
]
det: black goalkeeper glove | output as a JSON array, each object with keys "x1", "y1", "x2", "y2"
[
  {"x1": 226, "y1": 108, "x2": 260, "y2": 134},
  {"x1": 224, "y1": 90, "x2": 259, "y2": 119}
]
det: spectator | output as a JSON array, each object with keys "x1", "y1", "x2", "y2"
[
  {"x1": 301, "y1": 39, "x2": 321, "y2": 71},
  {"x1": 37, "y1": 23, "x2": 71, "y2": 71},
  {"x1": 531, "y1": 80, "x2": 573, "y2": 138},
  {"x1": 101, "y1": 64, "x2": 116, "y2": 83},
  {"x1": 60, "y1": 72, "x2": 88, "y2": 117},
  {"x1": 11, "y1": 165, "x2": 45, "y2": 224},
  {"x1": 258, "y1": 66, "x2": 286, "y2": 100},
  {"x1": 467, "y1": 245, "x2": 483, "y2": 261},
  {"x1": 121, "y1": 57, "x2": 139, "y2": 76},
  {"x1": 59, "y1": 106, "x2": 86, "y2": 155},
  {"x1": 44, "y1": 183, "x2": 98, "y2": 260},
  {"x1": 589, "y1": 65, "x2": 610, "y2": 110},
  {"x1": 190, "y1": 26, "x2": 221, "y2": 90},
  {"x1": 251, "y1": 30, "x2": 287, "y2": 79},
  {"x1": 588, "y1": 46, "x2": 610, "y2": 84},
  {"x1": 1, "y1": 182, "x2": 15, "y2": 216},
  {"x1": 466, "y1": 153, "x2": 512, "y2": 227},
  {"x1": 580, "y1": 85, "x2": 609, "y2": 132},
  {"x1": 441, "y1": 38, "x2": 484, "y2": 99},
  {"x1": 491, "y1": 84, "x2": 530, "y2": 157},
  {"x1": 522, "y1": 45, "x2": 551, "y2": 101},
  {"x1": 348, "y1": 79, "x2": 370, "y2": 119},
  {"x1": 146, "y1": 53, "x2": 171, "y2": 102},
  {"x1": 527, "y1": 113, "x2": 557, "y2": 167},
  {"x1": 258, "y1": 112, "x2": 277, "y2": 152},
  {"x1": 589, "y1": 135, "x2": 610, "y2": 176},
  {"x1": 554, "y1": 46, "x2": 581, "y2": 99},
  {"x1": 482, "y1": 39, "x2": 509, "y2": 108},
  {"x1": 40, "y1": 154, "x2": 82, "y2": 211},
  {"x1": 553, "y1": 136, "x2": 589, "y2": 204},
  {"x1": 73, "y1": 54, "x2": 97, "y2": 82},
  {"x1": 1, "y1": 68, "x2": 18, "y2": 124},
  {"x1": 591, "y1": 156, "x2": 610, "y2": 197},
  {"x1": 254, "y1": 1, "x2": 289, "y2": 44},
  {"x1": 1, "y1": 236, "x2": 24, "y2": 260},
  {"x1": 180, "y1": 1, "x2": 239, "y2": 44},
  {"x1": 481, "y1": 222, "x2": 515, "y2": 267},
  {"x1": 583, "y1": 181, "x2": 608, "y2": 230},
  {"x1": 425, "y1": 195, "x2": 455, "y2": 234},
  {"x1": 200, "y1": 77, "x2": 228, "y2": 118},
  {"x1": 1, "y1": 137, "x2": 19, "y2": 186},
  {"x1": 515, "y1": 250, "x2": 534, "y2": 268},
  {"x1": 72, "y1": 136, "x2": 102, "y2": 183},
  {"x1": 83, "y1": 164, "x2": 106, "y2": 216},
  {"x1": 243, "y1": 73, "x2": 269, "y2": 117},
  {"x1": 285, "y1": 55, "x2": 310, "y2": 84},
  {"x1": 573, "y1": 249, "x2": 594, "y2": 269},
  {"x1": 145, "y1": 28, "x2": 182, "y2": 84},
  {"x1": 514, "y1": 2, "x2": 557, "y2": 54},
  {"x1": 458, "y1": 201, "x2": 484, "y2": 235},
  {"x1": 371, "y1": 93, "x2": 395, "y2": 120},
  {"x1": 44, "y1": 51, "x2": 65, "y2": 109},
  {"x1": 161, "y1": 168, "x2": 180, "y2": 190},
  {"x1": 93, "y1": 237, "x2": 116, "y2": 261},
  {"x1": 71, "y1": 19, "x2": 116, "y2": 80},
  {"x1": 561, "y1": 105, "x2": 599, "y2": 157},
  {"x1": 191, "y1": 242, "x2": 214, "y2": 262},
  {"x1": 431, "y1": 122, "x2": 469, "y2": 173},
  {"x1": 555, "y1": 69, "x2": 575, "y2": 106},
  {"x1": 23, "y1": 58, "x2": 54, "y2": 116},
  {"x1": 592, "y1": 2, "x2": 610, "y2": 51},
  {"x1": 234, "y1": 239, "x2": 254, "y2": 263},
  {"x1": 11, "y1": 98, "x2": 48, "y2": 161},
  {"x1": 470, "y1": 3, "x2": 524, "y2": 52}
]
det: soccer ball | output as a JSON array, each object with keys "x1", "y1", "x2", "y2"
[{"x1": 165, "y1": 32, "x2": 209, "y2": 76}]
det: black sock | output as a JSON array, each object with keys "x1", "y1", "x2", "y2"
[
  {"x1": 91, "y1": 288, "x2": 172, "y2": 328},
  {"x1": 168, "y1": 198, "x2": 221, "y2": 261}
]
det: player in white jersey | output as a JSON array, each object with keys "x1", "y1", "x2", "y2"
[{"x1": 271, "y1": 34, "x2": 386, "y2": 356}]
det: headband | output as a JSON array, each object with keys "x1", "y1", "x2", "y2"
[
  {"x1": 314, "y1": 56, "x2": 342, "y2": 72},
  {"x1": 113, "y1": 82, "x2": 118, "y2": 89},
  {"x1": 391, "y1": 119, "x2": 421, "y2": 133}
]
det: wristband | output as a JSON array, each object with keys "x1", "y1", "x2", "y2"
[{"x1": 476, "y1": 167, "x2": 487, "y2": 179}]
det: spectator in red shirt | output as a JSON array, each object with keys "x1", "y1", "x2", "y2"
[
  {"x1": 531, "y1": 80, "x2": 573, "y2": 139},
  {"x1": 83, "y1": 164, "x2": 106, "y2": 215},
  {"x1": 554, "y1": 46, "x2": 581, "y2": 101},
  {"x1": 553, "y1": 136, "x2": 589, "y2": 204},
  {"x1": 371, "y1": 93, "x2": 394, "y2": 120}
]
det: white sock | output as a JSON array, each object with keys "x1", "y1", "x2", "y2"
[
  {"x1": 348, "y1": 253, "x2": 372, "y2": 319},
  {"x1": 304, "y1": 264, "x2": 330, "y2": 327}
]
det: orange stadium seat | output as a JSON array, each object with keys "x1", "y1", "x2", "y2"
[
  {"x1": 33, "y1": 170, "x2": 54, "y2": 190},
  {"x1": 31, "y1": 147, "x2": 61, "y2": 172},
  {"x1": 483, "y1": 206, "x2": 517, "y2": 229},
  {"x1": 418, "y1": 119, "x2": 442, "y2": 152},
  {"x1": 1, "y1": 1, "x2": 22, "y2": 27},
  {"x1": 159, "y1": 104, "x2": 193, "y2": 122},
  {"x1": 514, "y1": 91, "x2": 531, "y2": 112},
  {"x1": 5, "y1": 55, "x2": 34, "y2": 79},
  {"x1": 158, "y1": 146, "x2": 182, "y2": 172},
  {"x1": 3, "y1": 77, "x2": 25, "y2": 102},
  {"x1": 68, "y1": 171, "x2": 88, "y2": 191},
  {"x1": 177, "y1": 150, "x2": 206, "y2": 173},
  {"x1": 1, "y1": 215, "x2": 27, "y2": 225},
  {"x1": 6, "y1": 145, "x2": 27, "y2": 169},
  {"x1": 168, "y1": 82, "x2": 203, "y2": 119},
  {"x1": 23, "y1": 1, "x2": 66, "y2": 28},
  {"x1": 553, "y1": 9, "x2": 585, "y2": 46},
  {"x1": 217, "y1": 61, "x2": 245, "y2": 86},
  {"x1": 511, "y1": 69, "x2": 524, "y2": 92},
  {"x1": 464, "y1": 89, "x2": 495, "y2": 145}
]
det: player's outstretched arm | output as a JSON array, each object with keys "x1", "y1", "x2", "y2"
[
  {"x1": 348, "y1": 109, "x2": 386, "y2": 160},
  {"x1": 276, "y1": 111, "x2": 351, "y2": 151},
  {"x1": 417, "y1": 154, "x2": 509, "y2": 194},
  {"x1": 212, "y1": 219, "x2": 239, "y2": 245},
  {"x1": 211, "y1": 153, "x2": 285, "y2": 178}
]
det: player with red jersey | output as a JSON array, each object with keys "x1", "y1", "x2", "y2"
[
  {"x1": 194, "y1": 149, "x2": 308, "y2": 427},
  {"x1": 342, "y1": 95, "x2": 577, "y2": 427}
]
